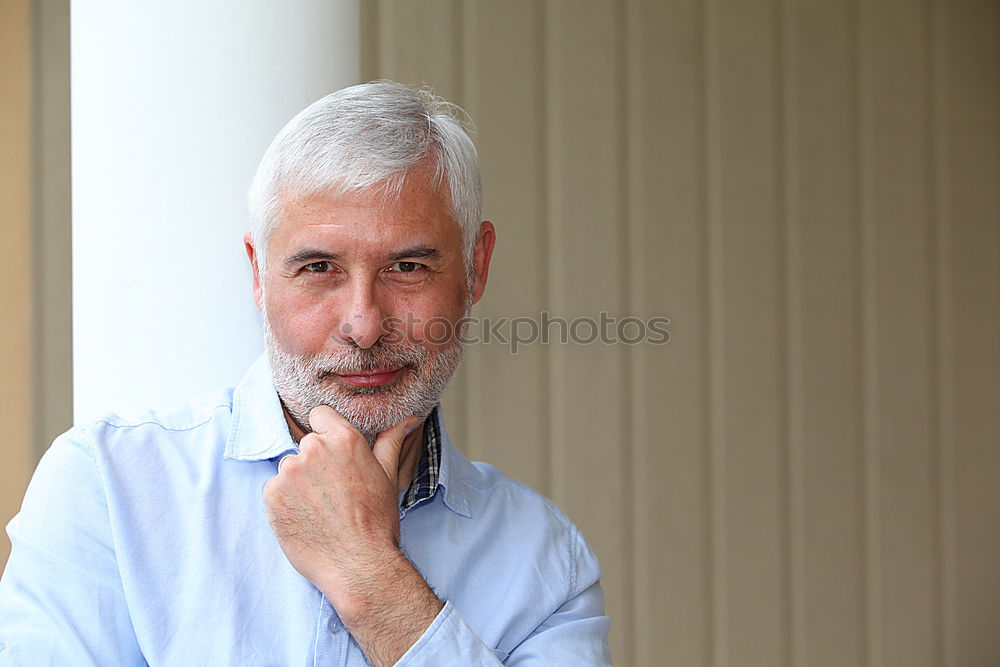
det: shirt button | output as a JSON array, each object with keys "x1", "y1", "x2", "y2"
[{"x1": 328, "y1": 617, "x2": 341, "y2": 634}]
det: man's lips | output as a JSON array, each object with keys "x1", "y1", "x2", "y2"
[{"x1": 332, "y1": 368, "x2": 403, "y2": 387}]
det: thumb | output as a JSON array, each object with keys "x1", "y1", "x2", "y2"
[{"x1": 372, "y1": 415, "x2": 421, "y2": 483}]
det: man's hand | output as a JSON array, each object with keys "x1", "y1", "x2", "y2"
[
  {"x1": 263, "y1": 406, "x2": 444, "y2": 666},
  {"x1": 263, "y1": 406, "x2": 413, "y2": 595}
]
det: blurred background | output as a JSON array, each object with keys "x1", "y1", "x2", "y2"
[{"x1": 2, "y1": 1, "x2": 998, "y2": 665}]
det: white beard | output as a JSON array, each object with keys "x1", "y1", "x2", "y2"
[{"x1": 263, "y1": 311, "x2": 464, "y2": 443}]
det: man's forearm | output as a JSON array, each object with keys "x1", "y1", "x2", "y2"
[{"x1": 324, "y1": 549, "x2": 444, "y2": 667}]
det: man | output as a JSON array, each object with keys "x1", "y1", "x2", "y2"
[{"x1": 0, "y1": 81, "x2": 611, "y2": 665}]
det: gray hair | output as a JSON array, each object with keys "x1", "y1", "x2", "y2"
[{"x1": 248, "y1": 80, "x2": 482, "y2": 270}]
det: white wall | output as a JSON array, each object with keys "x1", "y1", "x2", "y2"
[{"x1": 72, "y1": 1, "x2": 360, "y2": 423}]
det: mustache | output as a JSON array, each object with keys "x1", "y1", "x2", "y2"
[{"x1": 307, "y1": 341, "x2": 428, "y2": 377}]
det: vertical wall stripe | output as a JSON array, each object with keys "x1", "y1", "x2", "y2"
[
  {"x1": 696, "y1": 2, "x2": 713, "y2": 663},
  {"x1": 457, "y1": 0, "x2": 479, "y2": 462},
  {"x1": 850, "y1": 2, "x2": 868, "y2": 664},
  {"x1": 451, "y1": 0, "x2": 465, "y2": 102},
  {"x1": 377, "y1": 1, "x2": 394, "y2": 85},
  {"x1": 771, "y1": 0, "x2": 792, "y2": 659},
  {"x1": 624, "y1": 1, "x2": 646, "y2": 659},
  {"x1": 360, "y1": 0, "x2": 378, "y2": 81},
  {"x1": 703, "y1": 0, "x2": 728, "y2": 664},
  {"x1": 541, "y1": 0, "x2": 561, "y2": 507},
  {"x1": 777, "y1": 0, "x2": 802, "y2": 663},
  {"x1": 0, "y1": 0, "x2": 37, "y2": 571},
  {"x1": 32, "y1": 0, "x2": 73, "y2": 456},
  {"x1": 615, "y1": 0, "x2": 635, "y2": 659},
  {"x1": 857, "y1": 0, "x2": 882, "y2": 660},
  {"x1": 922, "y1": 2, "x2": 945, "y2": 666},
  {"x1": 536, "y1": 0, "x2": 552, "y2": 499},
  {"x1": 929, "y1": 0, "x2": 955, "y2": 663}
]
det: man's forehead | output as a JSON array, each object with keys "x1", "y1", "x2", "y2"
[{"x1": 272, "y1": 190, "x2": 458, "y2": 260}]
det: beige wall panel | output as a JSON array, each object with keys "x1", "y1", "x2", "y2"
[
  {"x1": 459, "y1": 0, "x2": 550, "y2": 492},
  {"x1": 626, "y1": 0, "x2": 712, "y2": 664},
  {"x1": 783, "y1": 1, "x2": 867, "y2": 665},
  {"x1": 859, "y1": 2, "x2": 939, "y2": 666},
  {"x1": 34, "y1": 0, "x2": 73, "y2": 456},
  {"x1": 543, "y1": 2, "x2": 632, "y2": 662},
  {"x1": 0, "y1": 0, "x2": 35, "y2": 571},
  {"x1": 365, "y1": 2, "x2": 1000, "y2": 664},
  {"x1": 706, "y1": 0, "x2": 788, "y2": 663},
  {"x1": 371, "y1": 0, "x2": 464, "y2": 102},
  {"x1": 934, "y1": 1, "x2": 1000, "y2": 665}
]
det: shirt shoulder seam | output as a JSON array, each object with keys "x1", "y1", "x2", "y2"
[
  {"x1": 469, "y1": 477, "x2": 585, "y2": 598},
  {"x1": 96, "y1": 402, "x2": 231, "y2": 433},
  {"x1": 463, "y1": 476, "x2": 569, "y2": 518}
]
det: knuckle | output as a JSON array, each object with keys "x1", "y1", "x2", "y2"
[
  {"x1": 308, "y1": 405, "x2": 335, "y2": 429},
  {"x1": 298, "y1": 435, "x2": 322, "y2": 455}
]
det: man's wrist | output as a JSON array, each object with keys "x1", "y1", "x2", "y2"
[{"x1": 324, "y1": 548, "x2": 444, "y2": 666}]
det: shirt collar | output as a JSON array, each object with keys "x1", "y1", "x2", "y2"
[
  {"x1": 434, "y1": 409, "x2": 483, "y2": 519},
  {"x1": 224, "y1": 354, "x2": 299, "y2": 462},
  {"x1": 224, "y1": 355, "x2": 483, "y2": 518},
  {"x1": 400, "y1": 406, "x2": 442, "y2": 511}
]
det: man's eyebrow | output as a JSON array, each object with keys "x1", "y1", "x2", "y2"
[
  {"x1": 388, "y1": 245, "x2": 441, "y2": 261},
  {"x1": 284, "y1": 249, "x2": 343, "y2": 266}
]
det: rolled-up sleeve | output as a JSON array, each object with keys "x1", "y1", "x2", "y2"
[
  {"x1": 0, "y1": 430, "x2": 144, "y2": 666},
  {"x1": 396, "y1": 583, "x2": 610, "y2": 666}
]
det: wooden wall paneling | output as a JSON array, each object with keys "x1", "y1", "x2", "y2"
[
  {"x1": 362, "y1": 2, "x2": 1000, "y2": 663},
  {"x1": 34, "y1": 0, "x2": 73, "y2": 457},
  {"x1": 859, "y1": 1, "x2": 939, "y2": 665},
  {"x1": 934, "y1": 1, "x2": 1000, "y2": 665},
  {"x1": 0, "y1": 0, "x2": 35, "y2": 572},
  {"x1": 783, "y1": 1, "x2": 867, "y2": 665},
  {"x1": 543, "y1": 1, "x2": 633, "y2": 662},
  {"x1": 459, "y1": 0, "x2": 550, "y2": 492},
  {"x1": 0, "y1": 0, "x2": 33, "y2": 563},
  {"x1": 626, "y1": 0, "x2": 712, "y2": 664},
  {"x1": 370, "y1": 0, "x2": 465, "y2": 101},
  {"x1": 706, "y1": 0, "x2": 788, "y2": 663}
]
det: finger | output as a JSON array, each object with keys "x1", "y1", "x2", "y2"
[
  {"x1": 372, "y1": 415, "x2": 421, "y2": 484},
  {"x1": 307, "y1": 405, "x2": 351, "y2": 434},
  {"x1": 277, "y1": 453, "x2": 298, "y2": 473}
]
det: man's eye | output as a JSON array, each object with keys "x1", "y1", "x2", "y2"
[
  {"x1": 391, "y1": 262, "x2": 422, "y2": 274},
  {"x1": 304, "y1": 261, "x2": 333, "y2": 273}
]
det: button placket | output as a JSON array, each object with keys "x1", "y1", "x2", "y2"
[
  {"x1": 327, "y1": 612, "x2": 342, "y2": 634},
  {"x1": 313, "y1": 595, "x2": 347, "y2": 667}
]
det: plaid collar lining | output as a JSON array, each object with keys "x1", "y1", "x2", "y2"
[{"x1": 400, "y1": 406, "x2": 442, "y2": 511}]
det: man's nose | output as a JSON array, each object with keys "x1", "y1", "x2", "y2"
[{"x1": 334, "y1": 278, "x2": 386, "y2": 349}]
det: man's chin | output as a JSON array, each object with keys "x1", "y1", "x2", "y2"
[{"x1": 319, "y1": 392, "x2": 416, "y2": 434}]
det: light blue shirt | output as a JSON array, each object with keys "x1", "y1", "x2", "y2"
[{"x1": 0, "y1": 356, "x2": 611, "y2": 665}]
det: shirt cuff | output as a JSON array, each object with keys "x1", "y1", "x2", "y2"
[{"x1": 394, "y1": 600, "x2": 504, "y2": 666}]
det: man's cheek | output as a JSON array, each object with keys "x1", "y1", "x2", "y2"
[
  {"x1": 279, "y1": 318, "x2": 337, "y2": 354},
  {"x1": 420, "y1": 317, "x2": 457, "y2": 347}
]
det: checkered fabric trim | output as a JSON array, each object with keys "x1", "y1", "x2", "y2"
[{"x1": 400, "y1": 406, "x2": 442, "y2": 511}]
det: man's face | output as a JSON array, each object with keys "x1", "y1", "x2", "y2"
[{"x1": 245, "y1": 164, "x2": 494, "y2": 442}]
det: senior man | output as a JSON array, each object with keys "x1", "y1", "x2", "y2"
[{"x1": 0, "y1": 82, "x2": 611, "y2": 665}]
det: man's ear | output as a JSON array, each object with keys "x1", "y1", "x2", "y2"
[
  {"x1": 244, "y1": 232, "x2": 263, "y2": 311},
  {"x1": 470, "y1": 221, "x2": 496, "y2": 305}
]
